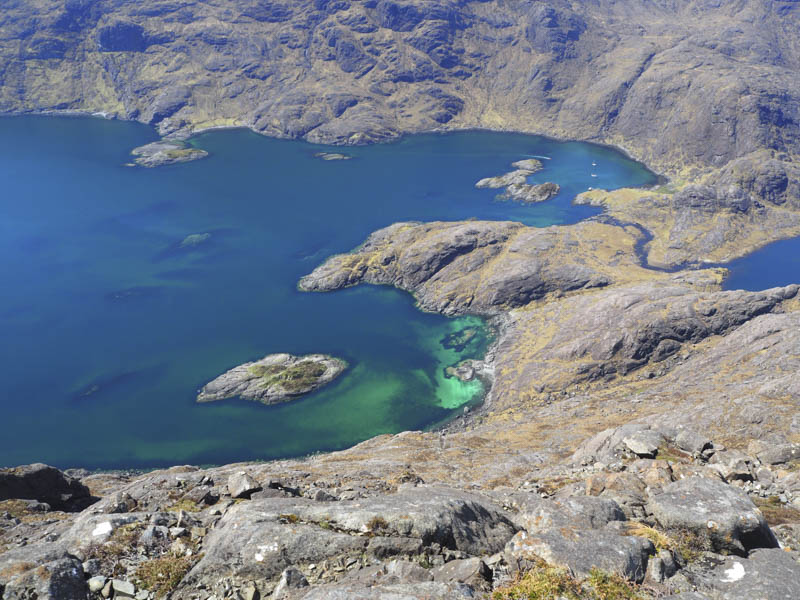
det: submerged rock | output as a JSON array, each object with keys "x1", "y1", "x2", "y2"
[
  {"x1": 314, "y1": 152, "x2": 353, "y2": 161},
  {"x1": 130, "y1": 140, "x2": 208, "y2": 167},
  {"x1": 179, "y1": 233, "x2": 211, "y2": 248},
  {"x1": 197, "y1": 353, "x2": 347, "y2": 405}
]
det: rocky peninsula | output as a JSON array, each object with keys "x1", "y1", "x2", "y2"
[{"x1": 197, "y1": 354, "x2": 347, "y2": 405}]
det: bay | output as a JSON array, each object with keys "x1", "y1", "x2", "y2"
[{"x1": 0, "y1": 116, "x2": 656, "y2": 469}]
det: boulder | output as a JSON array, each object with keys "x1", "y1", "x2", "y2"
[
  {"x1": 293, "y1": 485, "x2": 518, "y2": 556},
  {"x1": 297, "y1": 581, "x2": 476, "y2": 599},
  {"x1": 431, "y1": 557, "x2": 491, "y2": 590},
  {"x1": 506, "y1": 493, "x2": 625, "y2": 533},
  {"x1": 112, "y1": 579, "x2": 136, "y2": 598},
  {"x1": 708, "y1": 451, "x2": 755, "y2": 482},
  {"x1": 504, "y1": 527, "x2": 654, "y2": 582},
  {"x1": 757, "y1": 444, "x2": 800, "y2": 466},
  {"x1": 623, "y1": 431, "x2": 664, "y2": 458},
  {"x1": 698, "y1": 548, "x2": 800, "y2": 599},
  {"x1": 272, "y1": 566, "x2": 309, "y2": 599},
  {"x1": 648, "y1": 477, "x2": 778, "y2": 556},
  {"x1": 0, "y1": 464, "x2": 91, "y2": 511},
  {"x1": 228, "y1": 472, "x2": 262, "y2": 499},
  {"x1": 0, "y1": 556, "x2": 87, "y2": 600}
]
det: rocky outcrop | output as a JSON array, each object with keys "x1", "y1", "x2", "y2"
[
  {"x1": 0, "y1": 463, "x2": 92, "y2": 511},
  {"x1": 499, "y1": 182, "x2": 560, "y2": 204},
  {"x1": 2, "y1": 424, "x2": 798, "y2": 599},
  {"x1": 649, "y1": 477, "x2": 778, "y2": 556},
  {"x1": 197, "y1": 353, "x2": 347, "y2": 405},
  {"x1": 130, "y1": 140, "x2": 208, "y2": 167}
]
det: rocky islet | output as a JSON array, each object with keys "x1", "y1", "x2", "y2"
[{"x1": 197, "y1": 354, "x2": 348, "y2": 405}]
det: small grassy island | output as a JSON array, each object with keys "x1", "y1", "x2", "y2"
[
  {"x1": 476, "y1": 159, "x2": 560, "y2": 204},
  {"x1": 197, "y1": 353, "x2": 347, "y2": 405},
  {"x1": 130, "y1": 140, "x2": 208, "y2": 168}
]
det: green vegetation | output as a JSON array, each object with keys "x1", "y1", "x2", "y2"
[
  {"x1": 754, "y1": 496, "x2": 800, "y2": 526},
  {"x1": 621, "y1": 522, "x2": 709, "y2": 563},
  {"x1": 164, "y1": 148, "x2": 203, "y2": 160},
  {"x1": 135, "y1": 553, "x2": 201, "y2": 598},
  {"x1": 166, "y1": 498, "x2": 204, "y2": 513},
  {"x1": 654, "y1": 443, "x2": 692, "y2": 464},
  {"x1": 366, "y1": 516, "x2": 389, "y2": 532},
  {"x1": 86, "y1": 522, "x2": 146, "y2": 576},
  {"x1": 279, "y1": 513, "x2": 300, "y2": 524},
  {"x1": 249, "y1": 361, "x2": 327, "y2": 393},
  {"x1": 492, "y1": 561, "x2": 647, "y2": 600},
  {"x1": 586, "y1": 568, "x2": 645, "y2": 600}
]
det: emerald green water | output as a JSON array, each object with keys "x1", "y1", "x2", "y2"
[{"x1": 0, "y1": 116, "x2": 656, "y2": 469}]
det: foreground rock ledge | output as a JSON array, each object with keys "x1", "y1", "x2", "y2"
[
  {"x1": 197, "y1": 353, "x2": 347, "y2": 405},
  {"x1": 0, "y1": 425, "x2": 797, "y2": 600}
]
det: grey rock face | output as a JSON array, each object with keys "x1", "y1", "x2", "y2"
[
  {"x1": 227, "y1": 472, "x2": 262, "y2": 499},
  {"x1": 431, "y1": 557, "x2": 491, "y2": 591},
  {"x1": 0, "y1": 556, "x2": 88, "y2": 600},
  {"x1": 623, "y1": 431, "x2": 664, "y2": 458},
  {"x1": 272, "y1": 566, "x2": 309, "y2": 599},
  {"x1": 648, "y1": 477, "x2": 778, "y2": 556},
  {"x1": 0, "y1": 463, "x2": 92, "y2": 511},
  {"x1": 505, "y1": 493, "x2": 626, "y2": 533},
  {"x1": 297, "y1": 581, "x2": 477, "y2": 599},
  {"x1": 688, "y1": 548, "x2": 800, "y2": 600},
  {"x1": 505, "y1": 527, "x2": 654, "y2": 582}
]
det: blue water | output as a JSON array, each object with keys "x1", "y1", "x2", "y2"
[
  {"x1": 721, "y1": 236, "x2": 800, "y2": 291},
  {"x1": 0, "y1": 116, "x2": 656, "y2": 469}
]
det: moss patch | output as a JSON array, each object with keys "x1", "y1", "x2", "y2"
[
  {"x1": 754, "y1": 496, "x2": 800, "y2": 526},
  {"x1": 250, "y1": 361, "x2": 327, "y2": 393},
  {"x1": 493, "y1": 561, "x2": 648, "y2": 600},
  {"x1": 135, "y1": 553, "x2": 200, "y2": 598}
]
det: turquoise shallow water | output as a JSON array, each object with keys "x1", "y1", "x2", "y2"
[{"x1": 0, "y1": 116, "x2": 656, "y2": 469}]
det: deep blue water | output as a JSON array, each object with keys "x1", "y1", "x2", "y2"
[
  {"x1": 721, "y1": 236, "x2": 800, "y2": 291},
  {"x1": 0, "y1": 116, "x2": 656, "y2": 469}
]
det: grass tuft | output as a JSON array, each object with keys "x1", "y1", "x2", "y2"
[
  {"x1": 493, "y1": 560, "x2": 649, "y2": 600},
  {"x1": 135, "y1": 553, "x2": 200, "y2": 598},
  {"x1": 754, "y1": 496, "x2": 800, "y2": 526}
]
